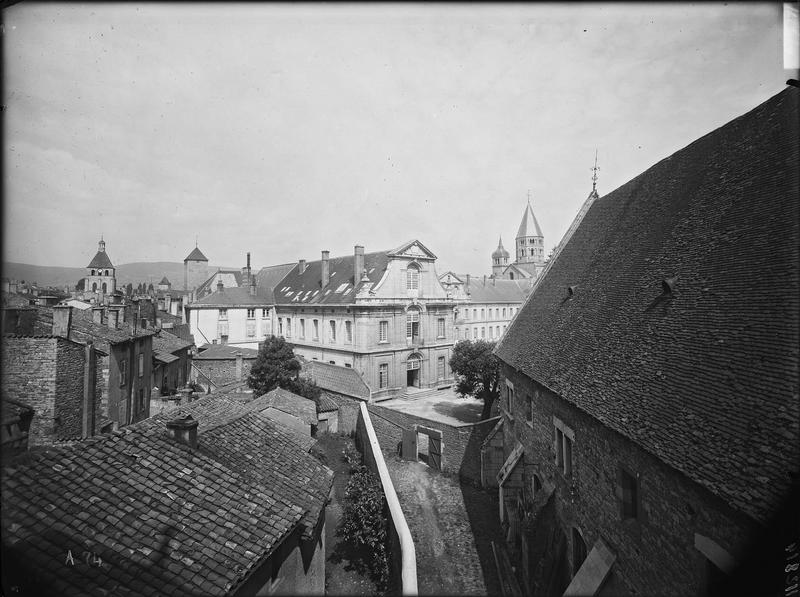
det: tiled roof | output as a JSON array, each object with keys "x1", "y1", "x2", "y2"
[
  {"x1": 194, "y1": 270, "x2": 244, "y2": 299},
  {"x1": 152, "y1": 330, "x2": 193, "y2": 356},
  {"x1": 255, "y1": 263, "x2": 297, "y2": 303},
  {"x1": 465, "y1": 278, "x2": 531, "y2": 303},
  {"x1": 155, "y1": 352, "x2": 179, "y2": 364},
  {"x1": 273, "y1": 251, "x2": 389, "y2": 305},
  {"x1": 195, "y1": 344, "x2": 259, "y2": 360},
  {"x1": 159, "y1": 277, "x2": 170, "y2": 285},
  {"x1": 246, "y1": 387, "x2": 318, "y2": 427},
  {"x1": 506, "y1": 262, "x2": 538, "y2": 277},
  {"x1": 302, "y1": 361, "x2": 370, "y2": 400},
  {"x1": 316, "y1": 393, "x2": 339, "y2": 413},
  {"x1": 495, "y1": 86, "x2": 800, "y2": 524},
  {"x1": 184, "y1": 246, "x2": 208, "y2": 262},
  {"x1": 157, "y1": 310, "x2": 182, "y2": 325},
  {"x1": 87, "y1": 250, "x2": 114, "y2": 269},
  {"x1": 0, "y1": 392, "x2": 335, "y2": 596},
  {"x1": 516, "y1": 200, "x2": 544, "y2": 238}
]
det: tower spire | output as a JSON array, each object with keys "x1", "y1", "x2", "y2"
[{"x1": 591, "y1": 149, "x2": 600, "y2": 192}]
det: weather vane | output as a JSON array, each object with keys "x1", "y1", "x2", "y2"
[{"x1": 591, "y1": 149, "x2": 600, "y2": 192}]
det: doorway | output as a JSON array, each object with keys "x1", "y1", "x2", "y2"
[{"x1": 406, "y1": 354, "x2": 421, "y2": 388}]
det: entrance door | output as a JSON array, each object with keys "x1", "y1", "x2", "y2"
[
  {"x1": 406, "y1": 368, "x2": 419, "y2": 388},
  {"x1": 429, "y1": 434, "x2": 442, "y2": 471}
]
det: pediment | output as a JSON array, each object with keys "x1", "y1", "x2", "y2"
[{"x1": 387, "y1": 239, "x2": 437, "y2": 260}]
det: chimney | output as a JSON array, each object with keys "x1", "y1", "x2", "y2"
[
  {"x1": 166, "y1": 415, "x2": 199, "y2": 450},
  {"x1": 354, "y1": 245, "x2": 365, "y2": 285},
  {"x1": 52, "y1": 305, "x2": 73, "y2": 338},
  {"x1": 247, "y1": 252, "x2": 251, "y2": 276},
  {"x1": 483, "y1": 275, "x2": 487, "y2": 287},
  {"x1": 107, "y1": 307, "x2": 120, "y2": 330},
  {"x1": 92, "y1": 306, "x2": 104, "y2": 325},
  {"x1": 249, "y1": 274, "x2": 257, "y2": 296},
  {"x1": 321, "y1": 250, "x2": 330, "y2": 288},
  {"x1": 82, "y1": 341, "x2": 96, "y2": 437},
  {"x1": 299, "y1": 259, "x2": 307, "y2": 274},
  {"x1": 217, "y1": 280, "x2": 224, "y2": 293},
  {"x1": 466, "y1": 274, "x2": 471, "y2": 296},
  {"x1": 235, "y1": 351, "x2": 243, "y2": 381}
]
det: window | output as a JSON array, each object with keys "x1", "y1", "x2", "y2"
[
  {"x1": 437, "y1": 318, "x2": 445, "y2": 338},
  {"x1": 329, "y1": 360, "x2": 336, "y2": 365},
  {"x1": 300, "y1": 319, "x2": 306, "y2": 339},
  {"x1": 620, "y1": 469, "x2": 639, "y2": 519},
  {"x1": 329, "y1": 320, "x2": 336, "y2": 342},
  {"x1": 312, "y1": 319, "x2": 319, "y2": 341},
  {"x1": 473, "y1": 328, "x2": 478, "y2": 339},
  {"x1": 246, "y1": 320, "x2": 255, "y2": 338},
  {"x1": 285, "y1": 317, "x2": 292, "y2": 338},
  {"x1": 406, "y1": 265, "x2": 419, "y2": 291},
  {"x1": 472, "y1": 308, "x2": 477, "y2": 319},
  {"x1": 437, "y1": 356, "x2": 446, "y2": 380},
  {"x1": 262, "y1": 308, "x2": 268, "y2": 317},
  {"x1": 138, "y1": 353, "x2": 144, "y2": 377},
  {"x1": 379, "y1": 320, "x2": 388, "y2": 342},
  {"x1": 505, "y1": 381, "x2": 514, "y2": 412},
  {"x1": 218, "y1": 309, "x2": 227, "y2": 319},
  {"x1": 345, "y1": 320, "x2": 352, "y2": 343},
  {"x1": 247, "y1": 308, "x2": 255, "y2": 318},
  {"x1": 489, "y1": 327, "x2": 494, "y2": 339},
  {"x1": 345, "y1": 363, "x2": 352, "y2": 368},
  {"x1": 554, "y1": 417, "x2": 575, "y2": 478},
  {"x1": 496, "y1": 308, "x2": 500, "y2": 319},
  {"x1": 496, "y1": 325, "x2": 501, "y2": 337},
  {"x1": 406, "y1": 308, "x2": 420, "y2": 341},
  {"x1": 278, "y1": 318, "x2": 283, "y2": 336},
  {"x1": 120, "y1": 359, "x2": 127, "y2": 386},
  {"x1": 379, "y1": 363, "x2": 388, "y2": 388},
  {"x1": 502, "y1": 307, "x2": 506, "y2": 318},
  {"x1": 480, "y1": 308, "x2": 485, "y2": 319},
  {"x1": 525, "y1": 394, "x2": 532, "y2": 424},
  {"x1": 464, "y1": 309, "x2": 469, "y2": 320},
  {"x1": 138, "y1": 388, "x2": 145, "y2": 412},
  {"x1": 481, "y1": 327, "x2": 485, "y2": 339}
]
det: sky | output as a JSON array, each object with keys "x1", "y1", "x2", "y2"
[{"x1": 2, "y1": 2, "x2": 795, "y2": 275}]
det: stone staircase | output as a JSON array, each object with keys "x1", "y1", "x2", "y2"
[{"x1": 398, "y1": 387, "x2": 446, "y2": 401}]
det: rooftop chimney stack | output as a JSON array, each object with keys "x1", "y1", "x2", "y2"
[
  {"x1": 249, "y1": 274, "x2": 257, "y2": 296},
  {"x1": 52, "y1": 305, "x2": 73, "y2": 338},
  {"x1": 107, "y1": 307, "x2": 120, "y2": 330},
  {"x1": 92, "y1": 306, "x2": 104, "y2": 325},
  {"x1": 166, "y1": 415, "x2": 199, "y2": 450},
  {"x1": 354, "y1": 245, "x2": 365, "y2": 285},
  {"x1": 299, "y1": 259, "x2": 307, "y2": 275},
  {"x1": 321, "y1": 250, "x2": 330, "y2": 288},
  {"x1": 217, "y1": 280, "x2": 224, "y2": 293}
]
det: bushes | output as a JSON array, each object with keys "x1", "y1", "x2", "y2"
[{"x1": 336, "y1": 445, "x2": 390, "y2": 593}]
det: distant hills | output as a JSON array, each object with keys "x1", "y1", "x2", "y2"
[{"x1": 2, "y1": 262, "x2": 237, "y2": 290}]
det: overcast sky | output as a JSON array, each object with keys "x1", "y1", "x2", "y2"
[{"x1": 2, "y1": 2, "x2": 792, "y2": 275}]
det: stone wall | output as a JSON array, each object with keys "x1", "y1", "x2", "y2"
[
  {"x1": 367, "y1": 404, "x2": 499, "y2": 485},
  {"x1": 319, "y1": 391, "x2": 362, "y2": 435},
  {"x1": 193, "y1": 357, "x2": 255, "y2": 391},
  {"x1": 500, "y1": 364, "x2": 760, "y2": 596},
  {"x1": 54, "y1": 340, "x2": 87, "y2": 440}
]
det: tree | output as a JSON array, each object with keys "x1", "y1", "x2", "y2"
[
  {"x1": 125, "y1": 282, "x2": 133, "y2": 296},
  {"x1": 247, "y1": 335, "x2": 322, "y2": 402},
  {"x1": 449, "y1": 339, "x2": 501, "y2": 419}
]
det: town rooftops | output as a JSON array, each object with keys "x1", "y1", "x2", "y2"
[
  {"x1": 495, "y1": 86, "x2": 800, "y2": 525},
  {"x1": 184, "y1": 246, "x2": 208, "y2": 262},
  {"x1": 245, "y1": 387, "x2": 318, "y2": 427},
  {"x1": 2, "y1": 392, "x2": 333, "y2": 596},
  {"x1": 189, "y1": 285, "x2": 270, "y2": 308},
  {"x1": 302, "y1": 361, "x2": 370, "y2": 400}
]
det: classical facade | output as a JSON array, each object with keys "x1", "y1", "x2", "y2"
[
  {"x1": 492, "y1": 86, "x2": 799, "y2": 596},
  {"x1": 273, "y1": 240, "x2": 457, "y2": 400}
]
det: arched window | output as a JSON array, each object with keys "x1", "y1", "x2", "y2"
[
  {"x1": 102, "y1": 282, "x2": 107, "y2": 293},
  {"x1": 91, "y1": 269, "x2": 96, "y2": 276},
  {"x1": 92, "y1": 283, "x2": 97, "y2": 292},
  {"x1": 104, "y1": 270, "x2": 109, "y2": 276},
  {"x1": 572, "y1": 528, "x2": 587, "y2": 576},
  {"x1": 407, "y1": 264, "x2": 419, "y2": 291}
]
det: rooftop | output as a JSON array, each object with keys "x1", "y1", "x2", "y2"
[
  {"x1": 495, "y1": 86, "x2": 800, "y2": 525},
  {"x1": 302, "y1": 361, "x2": 370, "y2": 400}
]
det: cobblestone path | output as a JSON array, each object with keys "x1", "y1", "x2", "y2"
[{"x1": 385, "y1": 457, "x2": 504, "y2": 596}]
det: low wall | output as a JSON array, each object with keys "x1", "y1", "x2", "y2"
[
  {"x1": 367, "y1": 404, "x2": 500, "y2": 485},
  {"x1": 356, "y1": 402, "x2": 418, "y2": 596}
]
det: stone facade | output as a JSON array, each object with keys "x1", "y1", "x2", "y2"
[
  {"x1": 1, "y1": 336, "x2": 103, "y2": 445},
  {"x1": 498, "y1": 364, "x2": 759, "y2": 596}
]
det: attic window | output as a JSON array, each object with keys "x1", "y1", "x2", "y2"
[
  {"x1": 567, "y1": 285, "x2": 577, "y2": 298},
  {"x1": 335, "y1": 283, "x2": 349, "y2": 293},
  {"x1": 662, "y1": 277, "x2": 677, "y2": 294}
]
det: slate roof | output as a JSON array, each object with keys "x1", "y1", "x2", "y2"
[
  {"x1": 254, "y1": 263, "x2": 297, "y2": 303},
  {"x1": 246, "y1": 388, "x2": 318, "y2": 427},
  {"x1": 190, "y1": 285, "x2": 272, "y2": 307},
  {"x1": 0, "y1": 393, "x2": 334, "y2": 596},
  {"x1": 495, "y1": 86, "x2": 800, "y2": 524},
  {"x1": 465, "y1": 278, "x2": 531, "y2": 303},
  {"x1": 195, "y1": 344, "x2": 259, "y2": 360},
  {"x1": 87, "y1": 250, "x2": 114, "y2": 269},
  {"x1": 184, "y1": 246, "x2": 208, "y2": 262},
  {"x1": 152, "y1": 330, "x2": 193, "y2": 356},
  {"x1": 273, "y1": 251, "x2": 389, "y2": 306},
  {"x1": 302, "y1": 361, "x2": 370, "y2": 400},
  {"x1": 516, "y1": 200, "x2": 544, "y2": 238}
]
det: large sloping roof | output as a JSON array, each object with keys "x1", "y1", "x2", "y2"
[
  {"x1": 273, "y1": 251, "x2": 389, "y2": 305},
  {"x1": 245, "y1": 387, "x2": 318, "y2": 427},
  {"x1": 302, "y1": 361, "x2": 371, "y2": 399},
  {"x1": 190, "y1": 285, "x2": 272, "y2": 308},
  {"x1": 195, "y1": 343, "x2": 260, "y2": 360},
  {"x1": 495, "y1": 87, "x2": 800, "y2": 524},
  {"x1": 255, "y1": 263, "x2": 296, "y2": 302},
  {"x1": 0, "y1": 393, "x2": 335, "y2": 596}
]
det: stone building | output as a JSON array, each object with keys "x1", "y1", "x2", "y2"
[
  {"x1": 493, "y1": 200, "x2": 548, "y2": 281},
  {"x1": 453, "y1": 275, "x2": 531, "y2": 342},
  {"x1": 183, "y1": 244, "x2": 209, "y2": 296},
  {"x1": 83, "y1": 237, "x2": 116, "y2": 300},
  {"x1": 273, "y1": 240, "x2": 457, "y2": 400},
  {"x1": 492, "y1": 86, "x2": 799, "y2": 596}
]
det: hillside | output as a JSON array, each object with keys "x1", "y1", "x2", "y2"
[{"x1": 2, "y1": 262, "x2": 237, "y2": 290}]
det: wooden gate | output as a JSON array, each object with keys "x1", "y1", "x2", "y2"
[{"x1": 417, "y1": 426, "x2": 443, "y2": 472}]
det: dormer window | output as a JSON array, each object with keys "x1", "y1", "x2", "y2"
[{"x1": 407, "y1": 264, "x2": 420, "y2": 291}]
